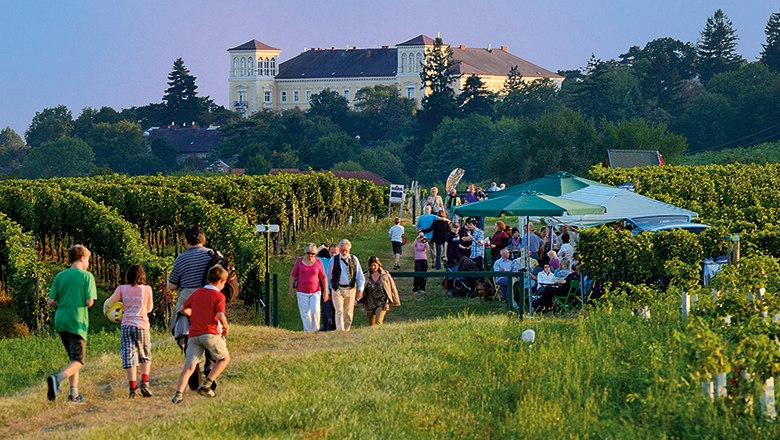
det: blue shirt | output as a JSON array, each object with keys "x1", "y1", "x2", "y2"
[
  {"x1": 521, "y1": 233, "x2": 544, "y2": 254},
  {"x1": 415, "y1": 214, "x2": 439, "y2": 240},
  {"x1": 470, "y1": 228, "x2": 485, "y2": 258}
]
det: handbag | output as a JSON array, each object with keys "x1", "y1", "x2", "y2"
[
  {"x1": 292, "y1": 257, "x2": 301, "y2": 288},
  {"x1": 401, "y1": 236, "x2": 407, "y2": 245}
]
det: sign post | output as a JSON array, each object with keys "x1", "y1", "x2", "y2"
[
  {"x1": 389, "y1": 184, "x2": 405, "y2": 218},
  {"x1": 256, "y1": 224, "x2": 280, "y2": 326}
]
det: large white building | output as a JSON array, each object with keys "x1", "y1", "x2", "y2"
[{"x1": 228, "y1": 34, "x2": 563, "y2": 116}]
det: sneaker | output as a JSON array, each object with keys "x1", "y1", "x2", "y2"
[
  {"x1": 139, "y1": 382, "x2": 153, "y2": 398},
  {"x1": 129, "y1": 388, "x2": 137, "y2": 399},
  {"x1": 196, "y1": 386, "x2": 216, "y2": 398},
  {"x1": 67, "y1": 394, "x2": 84, "y2": 404},
  {"x1": 47, "y1": 375, "x2": 59, "y2": 401},
  {"x1": 171, "y1": 391, "x2": 184, "y2": 404}
]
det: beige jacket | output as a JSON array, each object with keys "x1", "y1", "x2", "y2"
[{"x1": 364, "y1": 269, "x2": 401, "y2": 306}]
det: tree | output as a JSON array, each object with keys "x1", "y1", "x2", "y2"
[
  {"x1": 356, "y1": 145, "x2": 408, "y2": 183},
  {"x1": 309, "y1": 133, "x2": 360, "y2": 170},
  {"x1": 353, "y1": 85, "x2": 415, "y2": 143},
  {"x1": 601, "y1": 118, "x2": 688, "y2": 162},
  {"x1": 417, "y1": 114, "x2": 497, "y2": 182},
  {"x1": 496, "y1": 76, "x2": 563, "y2": 120},
  {"x1": 72, "y1": 106, "x2": 122, "y2": 140},
  {"x1": 162, "y1": 58, "x2": 201, "y2": 125},
  {"x1": 761, "y1": 10, "x2": 780, "y2": 71},
  {"x1": 18, "y1": 136, "x2": 96, "y2": 178},
  {"x1": 457, "y1": 75, "x2": 495, "y2": 117},
  {"x1": 87, "y1": 121, "x2": 161, "y2": 175},
  {"x1": 307, "y1": 89, "x2": 350, "y2": 131},
  {"x1": 24, "y1": 105, "x2": 73, "y2": 148},
  {"x1": 150, "y1": 137, "x2": 178, "y2": 170},
  {"x1": 696, "y1": 9, "x2": 744, "y2": 84},
  {"x1": 0, "y1": 127, "x2": 28, "y2": 164},
  {"x1": 416, "y1": 37, "x2": 459, "y2": 140},
  {"x1": 563, "y1": 56, "x2": 643, "y2": 122}
]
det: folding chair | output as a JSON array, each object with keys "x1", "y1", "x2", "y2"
[{"x1": 553, "y1": 279, "x2": 580, "y2": 313}]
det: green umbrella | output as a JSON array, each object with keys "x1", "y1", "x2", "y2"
[
  {"x1": 454, "y1": 191, "x2": 606, "y2": 217},
  {"x1": 489, "y1": 171, "x2": 611, "y2": 198}
]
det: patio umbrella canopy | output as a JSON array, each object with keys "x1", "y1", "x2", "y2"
[
  {"x1": 489, "y1": 171, "x2": 612, "y2": 198},
  {"x1": 454, "y1": 191, "x2": 606, "y2": 217}
]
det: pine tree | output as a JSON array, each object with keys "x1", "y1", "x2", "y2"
[
  {"x1": 696, "y1": 9, "x2": 744, "y2": 84},
  {"x1": 501, "y1": 65, "x2": 524, "y2": 96},
  {"x1": 162, "y1": 58, "x2": 201, "y2": 125},
  {"x1": 458, "y1": 75, "x2": 495, "y2": 117},
  {"x1": 761, "y1": 10, "x2": 780, "y2": 72}
]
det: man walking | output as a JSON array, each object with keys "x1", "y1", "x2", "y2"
[{"x1": 327, "y1": 239, "x2": 365, "y2": 330}]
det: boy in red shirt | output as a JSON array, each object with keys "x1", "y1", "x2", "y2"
[{"x1": 171, "y1": 265, "x2": 231, "y2": 404}]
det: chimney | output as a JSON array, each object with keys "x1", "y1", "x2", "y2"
[
  {"x1": 500, "y1": 45, "x2": 509, "y2": 52},
  {"x1": 382, "y1": 45, "x2": 389, "y2": 49},
  {"x1": 331, "y1": 47, "x2": 335, "y2": 51},
  {"x1": 458, "y1": 44, "x2": 467, "y2": 49},
  {"x1": 487, "y1": 43, "x2": 492, "y2": 52}
]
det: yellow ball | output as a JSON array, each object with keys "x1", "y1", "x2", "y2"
[{"x1": 105, "y1": 302, "x2": 124, "y2": 324}]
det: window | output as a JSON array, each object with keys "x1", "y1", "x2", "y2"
[
  {"x1": 233, "y1": 57, "x2": 239, "y2": 75},
  {"x1": 238, "y1": 91, "x2": 246, "y2": 103},
  {"x1": 343, "y1": 89, "x2": 350, "y2": 101},
  {"x1": 264, "y1": 58, "x2": 270, "y2": 76},
  {"x1": 293, "y1": 90, "x2": 300, "y2": 102},
  {"x1": 240, "y1": 57, "x2": 246, "y2": 76},
  {"x1": 264, "y1": 90, "x2": 272, "y2": 104},
  {"x1": 416, "y1": 53, "x2": 423, "y2": 73},
  {"x1": 401, "y1": 53, "x2": 407, "y2": 73},
  {"x1": 281, "y1": 90, "x2": 287, "y2": 103},
  {"x1": 271, "y1": 58, "x2": 276, "y2": 75},
  {"x1": 248, "y1": 58, "x2": 254, "y2": 76},
  {"x1": 407, "y1": 87, "x2": 415, "y2": 99},
  {"x1": 305, "y1": 90, "x2": 312, "y2": 103}
]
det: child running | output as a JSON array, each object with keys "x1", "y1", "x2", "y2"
[
  {"x1": 46, "y1": 245, "x2": 97, "y2": 404},
  {"x1": 103, "y1": 264, "x2": 154, "y2": 398},
  {"x1": 172, "y1": 264, "x2": 231, "y2": 404}
]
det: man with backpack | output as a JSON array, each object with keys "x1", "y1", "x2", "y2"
[
  {"x1": 168, "y1": 226, "x2": 219, "y2": 390},
  {"x1": 327, "y1": 239, "x2": 365, "y2": 330}
]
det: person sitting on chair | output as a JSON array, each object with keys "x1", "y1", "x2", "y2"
[
  {"x1": 534, "y1": 263, "x2": 561, "y2": 311},
  {"x1": 493, "y1": 248, "x2": 513, "y2": 301}
]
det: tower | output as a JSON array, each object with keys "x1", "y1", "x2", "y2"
[
  {"x1": 227, "y1": 40, "x2": 281, "y2": 116},
  {"x1": 395, "y1": 35, "x2": 436, "y2": 104}
]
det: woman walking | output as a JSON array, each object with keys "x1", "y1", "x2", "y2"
[
  {"x1": 360, "y1": 256, "x2": 400, "y2": 325},
  {"x1": 412, "y1": 232, "x2": 429, "y2": 294},
  {"x1": 289, "y1": 243, "x2": 328, "y2": 332}
]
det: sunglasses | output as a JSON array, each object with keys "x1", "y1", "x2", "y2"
[{"x1": 306, "y1": 252, "x2": 316, "y2": 255}]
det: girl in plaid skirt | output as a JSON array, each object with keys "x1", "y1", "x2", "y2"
[{"x1": 104, "y1": 265, "x2": 154, "y2": 398}]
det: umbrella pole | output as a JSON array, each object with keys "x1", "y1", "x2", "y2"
[{"x1": 526, "y1": 216, "x2": 533, "y2": 318}]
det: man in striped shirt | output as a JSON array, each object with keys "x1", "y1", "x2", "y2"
[{"x1": 168, "y1": 226, "x2": 213, "y2": 329}]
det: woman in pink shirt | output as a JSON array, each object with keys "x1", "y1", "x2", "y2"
[
  {"x1": 289, "y1": 243, "x2": 329, "y2": 332},
  {"x1": 103, "y1": 264, "x2": 154, "y2": 399},
  {"x1": 413, "y1": 232, "x2": 430, "y2": 294}
]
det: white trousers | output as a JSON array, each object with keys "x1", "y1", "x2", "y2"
[{"x1": 296, "y1": 292, "x2": 321, "y2": 332}]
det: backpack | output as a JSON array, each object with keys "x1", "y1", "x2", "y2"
[{"x1": 202, "y1": 249, "x2": 239, "y2": 303}]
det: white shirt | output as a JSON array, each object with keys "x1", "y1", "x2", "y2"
[
  {"x1": 493, "y1": 257, "x2": 513, "y2": 281},
  {"x1": 389, "y1": 224, "x2": 404, "y2": 243},
  {"x1": 537, "y1": 271, "x2": 557, "y2": 285},
  {"x1": 558, "y1": 243, "x2": 575, "y2": 260}
]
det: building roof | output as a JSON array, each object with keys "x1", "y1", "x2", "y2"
[
  {"x1": 276, "y1": 47, "x2": 397, "y2": 79},
  {"x1": 451, "y1": 47, "x2": 563, "y2": 78},
  {"x1": 269, "y1": 168, "x2": 391, "y2": 186},
  {"x1": 397, "y1": 34, "x2": 435, "y2": 46},
  {"x1": 606, "y1": 150, "x2": 663, "y2": 168},
  {"x1": 228, "y1": 40, "x2": 280, "y2": 51},
  {"x1": 146, "y1": 127, "x2": 224, "y2": 154}
]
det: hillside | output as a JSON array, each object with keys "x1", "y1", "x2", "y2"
[{"x1": 0, "y1": 221, "x2": 776, "y2": 439}]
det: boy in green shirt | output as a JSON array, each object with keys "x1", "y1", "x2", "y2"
[{"x1": 46, "y1": 245, "x2": 97, "y2": 403}]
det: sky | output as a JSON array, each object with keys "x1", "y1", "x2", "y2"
[{"x1": 1, "y1": 1, "x2": 778, "y2": 137}]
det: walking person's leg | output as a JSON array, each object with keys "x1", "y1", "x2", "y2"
[
  {"x1": 342, "y1": 288, "x2": 357, "y2": 330},
  {"x1": 296, "y1": 292, "x2": 313, "y2": 331},
  {"x1": 332, "y1": 288, "x2": 346, "y2": 331},
  {"x1": 309, "y1": 292, "x2": 321, "y2": 331},
  {"x1": 420, "y1": 259, "x2": 428, "y2": 292}
]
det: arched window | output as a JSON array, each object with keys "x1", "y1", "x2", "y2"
[
  {"x1": 233, "y1": 57, "x2": 239, "y2": 75},
  {"x1": 240, "y1": 57, "x2": 246, "y2": 76},
  {"x1": 416, "y1": 53, "x2": 423, "y2": 73},
  {"x1": 264, "y1": 58, "x2": 270, "y2": 76},
  {"x1": 271, "y1": 58, "x2": 276, "y2": 75},
  {"x1": 248, "y1": 58, "x2": 254, "y2": 76},
  {"x1": 401, "y1": 53, "x2": 407, "y2": 73}
]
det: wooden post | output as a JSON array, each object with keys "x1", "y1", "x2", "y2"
[{"x1": 681, "y1": 291, "x2": 690, "y2": 319}]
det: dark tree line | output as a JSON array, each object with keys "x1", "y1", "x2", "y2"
[{"x1": 6, "y1": 8, "x2": 780, "y2": 183}]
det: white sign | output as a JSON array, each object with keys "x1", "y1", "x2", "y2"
[
  {"x1": 255, "y1": 224, "x2": 280, "y2": 233},
  {"x1": 389, "y1": 184, "x2": 405, "y2": 204}
]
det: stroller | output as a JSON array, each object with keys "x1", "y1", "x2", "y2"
[{"x1": 442, "y1": 257, "x2": 478, "y2": 298}]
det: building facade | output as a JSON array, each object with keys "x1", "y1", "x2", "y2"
[{"x1": 228, "y1": 34, "x2": 563, "y2": 116}]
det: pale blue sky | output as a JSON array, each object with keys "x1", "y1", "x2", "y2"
[{"x1": 1, "y1": 1, "x2": 777, "y2": 136}]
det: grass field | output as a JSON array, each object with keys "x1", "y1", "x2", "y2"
[{"x1": 1, "y1": 219, "x2": 777, "y2": 439}]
